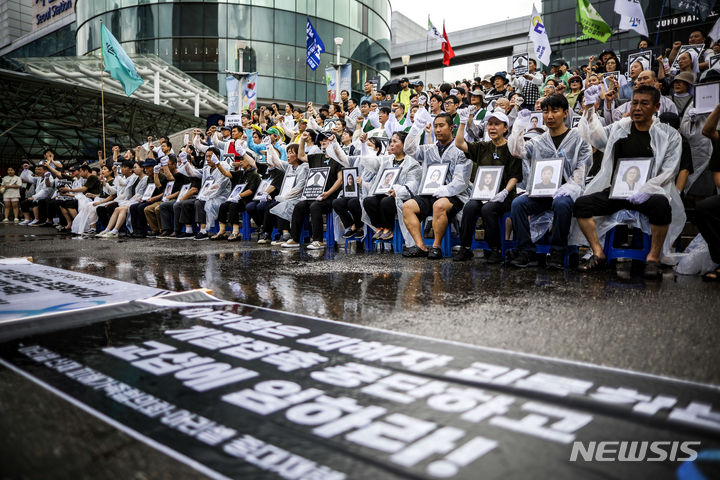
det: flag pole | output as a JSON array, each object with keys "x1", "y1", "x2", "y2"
[
  {"x1": 99, "y1": 22, "x2": 107, "y2": 163},
  {"x1": 655, "y1": 0, "x2": 666, "y2": 47}
]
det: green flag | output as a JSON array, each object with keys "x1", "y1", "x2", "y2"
[
  {"x1": 576, "y1": 0, "x2": 612, "y2": 43},
  {"x1": 101, "y1": 23, "x2": 144, "y2": 96}
]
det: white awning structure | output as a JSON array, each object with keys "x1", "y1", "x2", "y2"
[{"x1": 13, "y1": 54, "x2": 227, "y2": 117}]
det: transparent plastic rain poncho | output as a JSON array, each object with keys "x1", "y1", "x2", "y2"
[
  {"x1": 575, "y1": 109, "x2": 686, "y2": 262},
  {"x1": 269, "y1": 162, "x2": 310, "y2": 222},
  {"x1": 327, "y1": 139, "x2": 422, "y2": 244},
  {"x1": 508, "y1": 121, "x2": 593, "y2": 241},
  {"x1": 178, "y1": 159, "x2": 232, "y2": 227},
  {"x1": 680, "y1": 110, "x2": 714, "y2": 194}
]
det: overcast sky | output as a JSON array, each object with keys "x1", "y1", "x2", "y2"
[{"x1": 391, "y1": 0, "x2": 538, "y2": 81}]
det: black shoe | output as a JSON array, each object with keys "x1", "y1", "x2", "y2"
[
  {"x1": 159, "y1": 230, "x2": 172, "y2": 237},
  {"x1": 352, "y1": 228, "x2": 366, "y2": 239},
  {"x1": 510, "y1": 250, "x2": 537, "y2": 268},
  {"x1": 41, "y1": 222, "x2": 55, "y2": 227},
  {"x1": 427, "y1": 246, "x2": 443, "y2": 259},
  {"x1": 342, "y1": 228, "x2": 356, "y2": 239},
  {"x1": 485, "y1": 249, "x2": 503, "y2": 264},
  {"x1": 643, "y1": 261, "x2": 663, "y2": 279},
  {"x1": 453, "y1": 247, "x2": 474, "y2": 262},
  {"x1": 402, "y1": 246, "x2": 429, "y2": 258},
  {"x1": 147, "y1": 231, "x2": 159, "y2": 238},
  {"x1": 546, "y1": 250, "x2": 565, "y2": 270},
  {"x1": 176, "y1": 232, "x2": 194, "y2": 239},
  {"x1": 194, "y1": 232, "x2": 209, "y2": 240},
  {"x1": 131, "y1": 232, "x2": 146, "y2": 238}
]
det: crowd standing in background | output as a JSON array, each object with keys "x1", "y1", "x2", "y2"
[{"x1": 4, "y1": 32, "x2": 720, "y2": 281}]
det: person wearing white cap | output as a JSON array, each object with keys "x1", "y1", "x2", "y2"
[{"x1": 454, "y1": 110, "x2": 522, "y2": 261}]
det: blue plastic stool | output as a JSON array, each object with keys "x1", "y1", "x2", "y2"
[
  {"x1": 535, "y1": 243, "x2": 579, "y2": 266},
  {"x1": 345, "y1": 225, "x2": 373, "y2": 253},
  {"x1": 470, "y1": 212, "x2": 514, "y2": 255},
  {"x1": 422, "y1": 219, "x2": 459, "y2": 258},
  {"x1": 325, "y1": 213, "x2": 335, "y2": 249},
  {"x1": 603, "y1": 225, "x2": 651, "y2": 262}
]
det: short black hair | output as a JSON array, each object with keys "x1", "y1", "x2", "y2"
[
  {"x1": 348, "y1": 98, "x2": 357, "y2": 106},
  {"x1": 286, "y1": 102, "x2": 294, "y2": 111},
  {"x1": 633, "y1": 85, "x2": 661, "y2": 104},
  {"x1": 433, "y1": 112, "x2": 454, "y2": 127},
  {"x1": 162, "y1": 139, "x2": 173, "y2": 149},
  {"x1": 439, "y1": 83, "x2": 452, "y2": 94},
  {"x1": 167, "y1": 154, "x2": 178, "y2": 164},
  {"x1": 444, "y1": 95, "x2": 460, "y2": 105},
  {"x1": 379, "y1": 106, "x2": 391, "y2": 116},
  {"x1": 80, "y1": 165, "x2": 92, "y2": 172},
  {"x1": 341, "y1": 90, "x2": 349, "y2": 96},
  {"x1": 361, "y1": 100, "x2": 371, "y2": 107},
  {"x1": 392, "y1": 131, "x2": 408, "y2": 144},
  {"x1": 231, "y1": 125, "x2": 242, "y2": 133},
  {"x1": 529, "y1": 58, "x2": 537, "y2": 67},
  {"x1": 207, "y1": 147, "x2": 221, "y2": 157},
  {"x1": 121, "y1": 160, "x2": 135, "y2": 169},
  {"x1": 430, "y1": 93, "x2": 443, "y2": 104},
  {"x1": 540, "y1": 94, "x2": 569, "y2": 111},
  {"x1": 394, "y1": 103, "x2": 405, "y2": 112}
]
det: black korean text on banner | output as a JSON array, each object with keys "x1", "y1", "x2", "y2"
[{"x1": 1, "y1": 298, "x2": 719, "y2": 480}]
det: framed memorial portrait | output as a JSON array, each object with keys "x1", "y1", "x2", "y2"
[
  {"x1": 571, "y1": 116, "x2": 581, "y2": 129},
  {"x1": 253, "y1": 179, "x2": 272, "y2": 200},
  {"x1": 694, "y1": 82, "x2": 719, "y2": 114},
  {"x1": 602, "y1": 71, "x2": 621, "y2": 91},
  {"x1": 141, "y1": 184, "x2": 156, "y2": 201},
  {"x1": 161, "y1": 181, "x2": 175, "y2": 202},
  {"x1": 222, "y1": 153, "x2": 235, "y2": 164},
  {"x1": 227, "y1": 184, "x2": 246, "y2": 203},
  {"x1": 529, "y1": 111, "x2": 544, "y2": 129},
  {"x1": 419, "y1": 164, "x2": 449, "y2": 196},
  {"x1": 609, "y1": 157, "x2": 653, "y2": 200},
  {"x1": 372, "y1": 167, "x2": 401, "y2": 196},
  {"x1": 626, "y1": 50, "x2": 652, "y2": 76},
  {"x1": 528, "y1": 158, "x2": 564, "y2": 197},
  {"x1": 176, "y1": 184, "x2": 191, "y2": 200},
  {"x1": 302, "y1": 167, "x2": 330, "y2": 199},
  {"x1": 512, "y1": 54, "x2": 528, "y2": 75},
  {"x1": 671, "y1": 44, "x2": 705, "y2": 71},
  {"x1": 278, "y1": 175, "x2": 296, "y2": 198},
  {"x1": 197, "y1": 179, "x2": 216, "y2": 201},
  {"x1": 471, "y1": 166, "x2": 504, "y2": 201},
  {"x1": 343, "y1": 168, "x2": 359, "y2": 198},
  {"x1": 710, "y1": 54, "x2": 720, "y2": 71}
]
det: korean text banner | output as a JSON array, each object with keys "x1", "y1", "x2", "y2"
[{"x1": 2, "y1": 296, "x2": 718, "y2": 480}]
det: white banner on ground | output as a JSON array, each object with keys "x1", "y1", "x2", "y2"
[{"x1": 0, "y1": 259, "x2": 168, "y2": 322}]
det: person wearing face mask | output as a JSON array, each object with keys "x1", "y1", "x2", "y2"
[
  {"x1": 454, "y1": 111, "x2": 522, "y2": 262},
  {"x1": 665, "y1": 71, "x2": 695, "y2": 118}
]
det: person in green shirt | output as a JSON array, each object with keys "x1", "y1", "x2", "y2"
[
  {"x1": 544, "y1": 58, "x2": 572, "y2": 89},
  {"x1": 394, "y1": 77, "x2": 412, "y2": 114},
  {"x1": 443, "y1": 95, "x2": 461, "y2": 137}
]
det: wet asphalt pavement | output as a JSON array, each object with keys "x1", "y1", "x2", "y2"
[{"x1": 1, "y1": 223, "x2": 719, "y2": 478}]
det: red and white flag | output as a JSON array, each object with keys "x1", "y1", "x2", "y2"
[{"x1": 442, "y1": 22, "x2": 455, "y2": 66}]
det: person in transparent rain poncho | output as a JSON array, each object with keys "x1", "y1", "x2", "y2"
[
  {"x1": 573, "y1": 85, "x2": 684, "y2": 279},
  {"x1": 507, "y1": 94, "x2": 593, "y2": 269},
  {"x1": 176, "y1": 147, "x2": 232, "y2": 240},
  {"x1": 401, "y1": 111, "x2": 473, "y2": 259},
  {"x1": 327, "y1": 131, "x2": 422, "y2": 243}
]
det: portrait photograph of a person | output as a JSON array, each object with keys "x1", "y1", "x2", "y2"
[
  {"x1": 420, "y1": 164, "x2": 449, "y2": 195},
  {"x1": 343, "y1": 168, "x2": 359, "y2": 198},
  {"x1": 609, "y1": 158, "x2": 653, "y2": 199},
  {"x1": 530, "y1": 111, "x2": 544, "y2": 129},
  {"x1": 529, "y1": 158, "x2": 563, "y2": 197},
  {"x1": 372, "y1": 167, "x2": 400, "y2": 196},
  {"x1": 471, "y1": 166, "x2": 504, "y2": 201}
]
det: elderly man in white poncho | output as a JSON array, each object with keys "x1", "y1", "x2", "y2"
[{"x1": 573, "y1": 84, "x2": 685, "y2": 279}]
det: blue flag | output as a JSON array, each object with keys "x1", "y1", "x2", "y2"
[
  {"x1": 101, "y1": 23, "x2": 144, "y2": 97},
  {"x1": 306, "y1": 17, "x2": 325, "y2": 71}
]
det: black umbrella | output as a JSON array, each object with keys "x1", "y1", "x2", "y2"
[{"x1": 380, "y1": 78, "x2": 401, "y2": 96}]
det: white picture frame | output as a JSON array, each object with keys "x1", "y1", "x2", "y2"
[
  {"x1": 343, "y1": 168, "x2": 359, "y2": 198},
  {"x1": 278, "y1": 175, "x2": 296, "y2": 198},
  {"x1": 419, "y1": 164, "x2": 449, "y2": 196},
  {"x1": 372, "y1": 167, "x2": 401, "y2": 196},
  {"x1": 529, "y1": 111, "x2": 544, "y2": 130},
  {"x1": 694, "y1": 82, "x2": 720, "y2": 115},
  {"x1": 253, "y1": 179, "x2": 272, "y2": 200},
  {"x1": 176, "y1": 184, "x2": 191, "y2": 200},
  {"x1": 227, "y1": 183, "x2": 246, "y2": 203},
  {"x1": 161, "y1": 181, "x2": 174, "y2": 202},
  {"x1": 197, "y1": 179, "x2": 216, "y2": 201},
  {"x1": 471, "y1": 166, "x2": 504, "y2": 201},
  {"x1": 512, "y1": 53, "x2": 529, "y2": 75},
  {"x1": 626, "y1": 50, "x2": 652, "y2": 76},
  {"x1": 528, "y1": 158, "x2": 564, "y2": 197},
  {"x1": 609, "y1": 157, "x2": 653, "y2": 200},
  {"x1": 671, "y1": 44, "x2": 705, "y2": 71},
  {"x1": 141, "y1": 184, "x2": 156, "y2": 201}
]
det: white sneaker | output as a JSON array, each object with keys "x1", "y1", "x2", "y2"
[
  {"x1": 105, "y1": 231, "x2": 118, "y2": 238},
  {"x1": 1, "y1": 218, "x2": 8, "y2": 223},
  {"x1": 95, "y1": 230, "x2": 108, "y2": 237},
  {"x1": 306, "y1": 241, "x2": 325, "y2": 250},
  {"x1": 281, "y1": 239, "x2": 300, "y2": 248},
  {"x1": 28, "y1": 219, "x2": 39, "y2": 226},
  {"x1": 18, "y1": 219, "x2": 30, "y2": 225},
  {"x1": 13, "y1": 218, "x2": 20, "y2": 223}
]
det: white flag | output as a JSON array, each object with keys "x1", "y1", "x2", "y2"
[
  {"x1": 709, "y1": 15, "x2": 720, "y2": 42},
  {"x1": 528, "y1": 4, "x2": 551, "y2": 66},
  {"x1": 427, "y1": 16, "x2": 445, "y2": 45},
  {"x1": 614, "y1": 0, "x2": 648, "y2": 37}
]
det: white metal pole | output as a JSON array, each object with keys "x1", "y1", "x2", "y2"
[
  {"x1": 336, "y1": 44, "x2": 341, "y2": 103},
  {"x1": 154, "y1": 71, "x2": 160, "y2": 105},
  {"x1": 194, "y1": 93, "x2": 200, "y2": 117}
]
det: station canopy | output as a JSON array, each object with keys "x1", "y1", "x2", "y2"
[{"x1": 0, "y1": 54, "x2": 227, "y2": 166}]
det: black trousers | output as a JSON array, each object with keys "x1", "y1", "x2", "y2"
[
  {"x1": 574, "y1": 191, "x2": 671, "y2": 226},
  {"x1": 177, "y1": 199, "x2": 196, "y2": 227},
  {"x1": 332, "y1": 196, "x2": 363, "y2": 230},
  {"x1": 460, "y1": 199, "x2": 508, "y2": 249},
  {"x1": 130, "y1": 201, "x2": 151, "y2": 233},
  {"x1": 218, "y1": 200, "x2": 246, "y2": 225},
  {"x1": 291, "y1": 198, "x2": 333, "y2": 242},
  {"x1": 21, "y1": 198, "x2": 50, "y2": 222},
  {"x1": 696, "y1": 195, "x2": 720, "y2": 264},
  {"x1": 363, "y1": 195, "x2": 397, "y2": 230},
  {"x1": 96, "y1": 202, "x2": 118, "y2": 228},
  {"x1": 262, "y1": 200, "x2": 290, "y2": 234},
  {"x1": 245, "y1": 200, "x2": 268, "y2": 229}
]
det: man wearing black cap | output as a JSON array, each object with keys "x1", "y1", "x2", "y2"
[
  {"x1": 395, "y1": 78, "x2": 412, "y2": 115},
  {"x1": 414, "y1": 81, "x2": 424, "y2": 95},
  {"x1": 544, "y1": 59, "x2": 571, "y2": 89}
]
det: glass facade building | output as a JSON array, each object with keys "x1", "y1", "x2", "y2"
[
  {"x1": 542, "y1": 0, "x2": 719, "y2": 69},
  {"x1": 76, "y1": 0, "x2": 392, "y2": 103}
]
